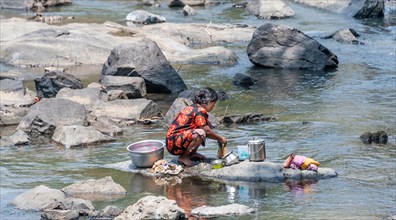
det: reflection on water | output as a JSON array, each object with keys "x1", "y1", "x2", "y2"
[
  {"x1": 284, "y1": 179, "x2": 317, "y2": 202},
  {"x1": 165, "y1": 177, "x2": 216, "y2": 219}
]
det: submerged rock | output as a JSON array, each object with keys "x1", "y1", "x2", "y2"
[{"x1": 360, "y1": 130, "x2": 388, "y2": 144}]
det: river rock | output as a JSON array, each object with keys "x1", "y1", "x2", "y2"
[
  {"x1": 246, "y1": 0, "x2": 294, "y2": 19},
  {"x1": 17, "y1": 98, "x2": 87, "y2": 139},
  {"x1": 1, "y1": 0, "x2": 72, "y2": 10},
  {"x1": 283, "y1": 167, "x2": 338, "y2": 180},
  {"x1": 99, "y1": 206, "x2": 123, "y2": 218},
  {"x1": 247, "y1": 23, "x2": 339, "y2": 70},
  {"x1": 323, "y1": 28, "x2": 361, "y2": 44},
  {"x1": 191, "y1": 203, "x2": 255, "y2": 218},
  {"x1": 90, "y1": 99, "x2": 161, "y2": 122},
  {"x1": 35, "y1": 71, "x2": 83, "y2": 99},
  {"x1": 0, "y1": 23, "x2": 126, "y2": 67},
  {"x1": 183, "y1": 5, "x2": 197, "y2": 16},
  {"x1": 62, "y1": 176, "x2": 127, "y2": 201},
  {"x1": 201, "y1": 160, "x2": 338, "y2": 182},
  {"x1": 101, "y1": 75, "x2": 147, "y2": 98},
  {"x1": 56, "y1": 87, "x2": 108, "y2": 111},
  {"x1": 11, "y1": 185, "x2": 66, "y2": 210},
  {"x1": 232, "y1": 73, "x2": 257, "y2": 88},
  {"x1": 8, "y1": 130, "x2": 31, "y2": 145},
  {"x1": 360, "y1": 130, "x2": 388, "y2": 144},
  {"x1": 42, "y1": 197, "x2": 95, "y2": 216},
  {"x1": 51, "y1": 125, "x2": 115, "y2": 148},
  {"x1": 0, "y1": 18, "x2": 252, "y2": 67},
  {"x1": 87, "y1": 115, "x2": 123, "y2": 136},
  {"x1": 100, "y1": 39, "x2": 187, "y2": 94},
  {"x1": 41, "y1": 210, "x2": 80, "y2": 220},
  {"x1": 202, "y1": 161, "x2": 285, "y2": 182},
  {"x1": 126, "y1": 10, "x2": 166, "y2": 24},
  {"x1": 169, "y1": 0, "x2": 205, "y2": 7},
  {"x1": 290, "y1": 0, "x2": 384, "y2": 18},
  {"x1": 0, "y1": 78, "x2": 36, "y2": 125},
  {"x1": 217, "y1": 113, "x2": 277, "y2": 124},
  {"x1": 114, "y1": 196, "x2": 186, "y2": 220}
]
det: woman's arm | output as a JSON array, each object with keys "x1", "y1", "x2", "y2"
[{"x1": 201, "y1": 124, "x2": 227, "y2": 144}]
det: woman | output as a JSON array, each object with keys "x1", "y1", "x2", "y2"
[{"x1": 166, "y1": 88, "x2": 227, "y2": 167}]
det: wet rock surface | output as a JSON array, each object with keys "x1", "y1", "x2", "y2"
[{"x1": 104, "y1": 159, "x2": 338, "y2": 182}]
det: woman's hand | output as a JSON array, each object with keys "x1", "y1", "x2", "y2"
[{"x1": 220, "y1": 137, "x2": 227, "y2": 146}]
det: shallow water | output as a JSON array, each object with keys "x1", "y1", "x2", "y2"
[{"x1": 1, "y1": 1, "x2": 396, "y2": 219}]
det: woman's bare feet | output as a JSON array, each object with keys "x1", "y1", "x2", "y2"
[
  {"x1": 178, "y1": 156, "x2": 194, "y2": 167},
  {"x1": 190, "y1": 152, "x2": 207, "y2": 160}
]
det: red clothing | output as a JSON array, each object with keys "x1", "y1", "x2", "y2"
[{"x1": 166, "y1": 103, "x2": 208, "y2": 155}]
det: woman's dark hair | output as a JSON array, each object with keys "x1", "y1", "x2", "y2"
[{"x1": 193, "y1": 87, "x2": 218, "y2": 105}]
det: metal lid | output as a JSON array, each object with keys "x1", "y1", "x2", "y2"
[{"x1": 248, "y1": 138, "x2": 264, "y2": 144}]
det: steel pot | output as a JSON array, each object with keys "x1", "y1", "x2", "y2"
[
  {"x1": 127, "y1": 140, "x2": 164, "y2": 168},
  {"x1": 248, "y1": 138, "x2": 266, "y2": 161}
]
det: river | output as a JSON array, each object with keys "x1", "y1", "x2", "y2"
[{"x1": 0, "y1": 0, "x2": 395, "y2": 219}]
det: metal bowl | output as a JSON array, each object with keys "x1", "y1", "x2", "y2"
[
  {"x1": 222, "y1": 151, "x2": 239, "y2": 166},
  {"x1": 127, "y1": 140, "x2": 165, "y2": 168}
]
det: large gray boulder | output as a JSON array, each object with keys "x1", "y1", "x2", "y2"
[
  {"x1": 11, "y1": 185, "x2": 66, "y2": 210},
  {"x1": 114, "y1": 196, "x2": 186, "y2": 220},
  {"x1": 56, "y1": 87, "x2": 108, "y2": 111},
  {"x1": 247, "y1": 23, "x2": 338, "y2": 70},
  {"x1": 34, "y1": 71, "x2": 83, "y2": 99},
  {"x1": 51, "y1": 125, "x2": 115, "y2": 148},
  {"x1": 290, "y1": 0, "x2": 384, "y2": 18},
  {"x1": 100, "y1": 39, "x2": 187, "y2": 94},
  {"x1": 91, "y1": 99, "x2": 161, "y2": 121},
  {"x1": 17, "y1": 98, "x2": 87, "y2": 138},
  {"x1": 246, "y1": 0, "x2": 294, "y2": 19},
  {"x1": 62, "y1": 176, "x2": 127, "y2": 201}
]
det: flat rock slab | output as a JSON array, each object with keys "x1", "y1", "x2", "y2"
[
  {"x1": 191, "y1": 203, "x2": 255, "y2": 218},
  {"x1": 104, "y1": 160, "x2": 338, "y2": 182}
]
